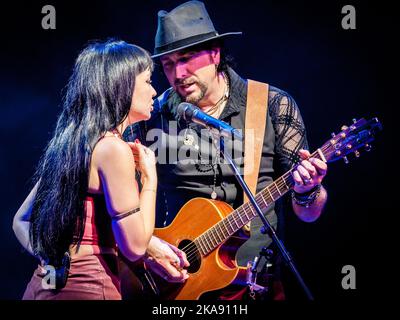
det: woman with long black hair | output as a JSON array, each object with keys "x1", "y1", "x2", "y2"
[{"x1": 13, "y1": 39, "x2": 158, "y2": 299}]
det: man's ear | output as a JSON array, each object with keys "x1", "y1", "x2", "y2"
[{"x1": 210, "y1": 47, "x2": 221, "y2": 65}]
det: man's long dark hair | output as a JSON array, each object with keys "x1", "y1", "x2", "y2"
[{"x1": 29, "y1": 40, "x2": 153, "y2": 266}]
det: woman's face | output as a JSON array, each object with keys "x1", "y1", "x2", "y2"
[{"x1": 129, "y1": 68, "x2": 157, "y2": 122}]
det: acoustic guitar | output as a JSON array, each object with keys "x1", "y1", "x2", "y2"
[{"x1": 143, "y1": 118, "x2": 382, "y2": 299}]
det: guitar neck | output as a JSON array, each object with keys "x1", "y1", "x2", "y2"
[{"x1": 194, "y1": 148, "x2": 326, "y2": 256}]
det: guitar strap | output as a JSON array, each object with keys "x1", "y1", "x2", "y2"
[{"x1": 243, "y1": 80, "x2": 269, "y2": 232}]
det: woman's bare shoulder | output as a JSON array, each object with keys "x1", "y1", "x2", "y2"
[{"x1": 92, "y1": 135, "x2": 133, "y2": 168}]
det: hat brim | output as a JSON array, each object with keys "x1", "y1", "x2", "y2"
[{"x1": 151, "y1": 31, "x2": 242, "y2": 59}]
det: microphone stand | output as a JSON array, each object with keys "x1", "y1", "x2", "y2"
[{"x1": 210, "y1": 130, "x2": 314, "y2": 300}]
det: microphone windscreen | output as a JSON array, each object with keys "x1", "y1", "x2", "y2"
[{"x1": 177, "y1": 102, "x2": 196, "y2": 121}]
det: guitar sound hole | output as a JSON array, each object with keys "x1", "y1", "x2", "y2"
[{"x1": 178, "y1": 239, "x2": 201, "y2": 274}]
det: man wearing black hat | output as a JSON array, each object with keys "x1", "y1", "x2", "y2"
[{"x1": 125, "y1": 0, "x2": 328, "y2": 300}]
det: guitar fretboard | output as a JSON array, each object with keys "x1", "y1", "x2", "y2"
[{"x1": 193, "y1": 148, "x2": 326, "y2": 256}]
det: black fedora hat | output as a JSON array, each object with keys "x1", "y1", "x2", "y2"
[{"x1": 152, "y1": 1, "x2": 242, "y2": 58}]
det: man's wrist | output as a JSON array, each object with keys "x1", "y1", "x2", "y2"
[
  {"x1": 292, "y1": 184, "x2": 321, "y2": 208},
  {"x1": 293, "y1": 184, "x2": 321, "y2": 196}
]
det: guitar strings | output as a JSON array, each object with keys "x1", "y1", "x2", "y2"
[
  {"x1": 182, "y1": 171, "x2": 305, "y2": 263},
  {"x1": 181, "y1": 170, "x2": 296, "y2": 262},
  {"x1": 182, "y1": 169, "x2": 309, "y2": 262},
  {"x1": 179, "y1": 145, "x2": 333, "y2": 264}
]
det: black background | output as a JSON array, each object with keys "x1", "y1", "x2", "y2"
[{"x1": 0, "y1": 0, "x2": 395, "y2": 301}]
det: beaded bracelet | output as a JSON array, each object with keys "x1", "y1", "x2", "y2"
[{"x1": 291, "y1": 184, "x2": 321, "y2": 208}]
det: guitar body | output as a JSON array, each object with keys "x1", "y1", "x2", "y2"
[{"x1": 153, "y1": 197, "x2": 248, "y2": 300}]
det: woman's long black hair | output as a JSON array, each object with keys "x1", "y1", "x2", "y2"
[{"x1": 29, "y1": 39, "x2": 153, "y2": 266}]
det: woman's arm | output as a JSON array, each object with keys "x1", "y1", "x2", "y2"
[
  {"x1": 12, "y1": 182, "x2": 39, "y2": 256},
  {"x1": 93, "y1": 138, "x2": 156, "y2": 262}
]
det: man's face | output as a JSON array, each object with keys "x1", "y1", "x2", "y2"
[{"x1": 160, "y1": 47, "x2": 220, "y2": 104}]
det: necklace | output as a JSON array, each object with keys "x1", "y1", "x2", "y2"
[
  {"x1": 183, "y1": 72, "x2": 230, "y2": 200},
  {"x1": 205, "y1": 72, "x2": 230, "y2": 117},
  {"x1": 210, "y1": 72, "x2": 229, "y2": 199},
  {"x1": 210, "y1": 138, "x2": 221, "y2": 200}
]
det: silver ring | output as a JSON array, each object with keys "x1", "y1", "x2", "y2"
[{"x1": 304, "y1": 178, "x2": 311, "y2": 184}]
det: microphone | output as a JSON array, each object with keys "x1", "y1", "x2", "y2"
[{"x1": 176, "y1": 103, "x2": 243, "y2": 140}]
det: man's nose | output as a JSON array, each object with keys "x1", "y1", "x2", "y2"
[{"x1": 175, "y1": 62, "x2": 187, "y2": 79}]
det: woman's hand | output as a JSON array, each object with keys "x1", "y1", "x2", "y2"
[
  {"x1": 144, "y1": 236, "x2": 190, "y2": 283},
  {"x1": 127, "y1": 140, "x2": 157, "y2": 182}
]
